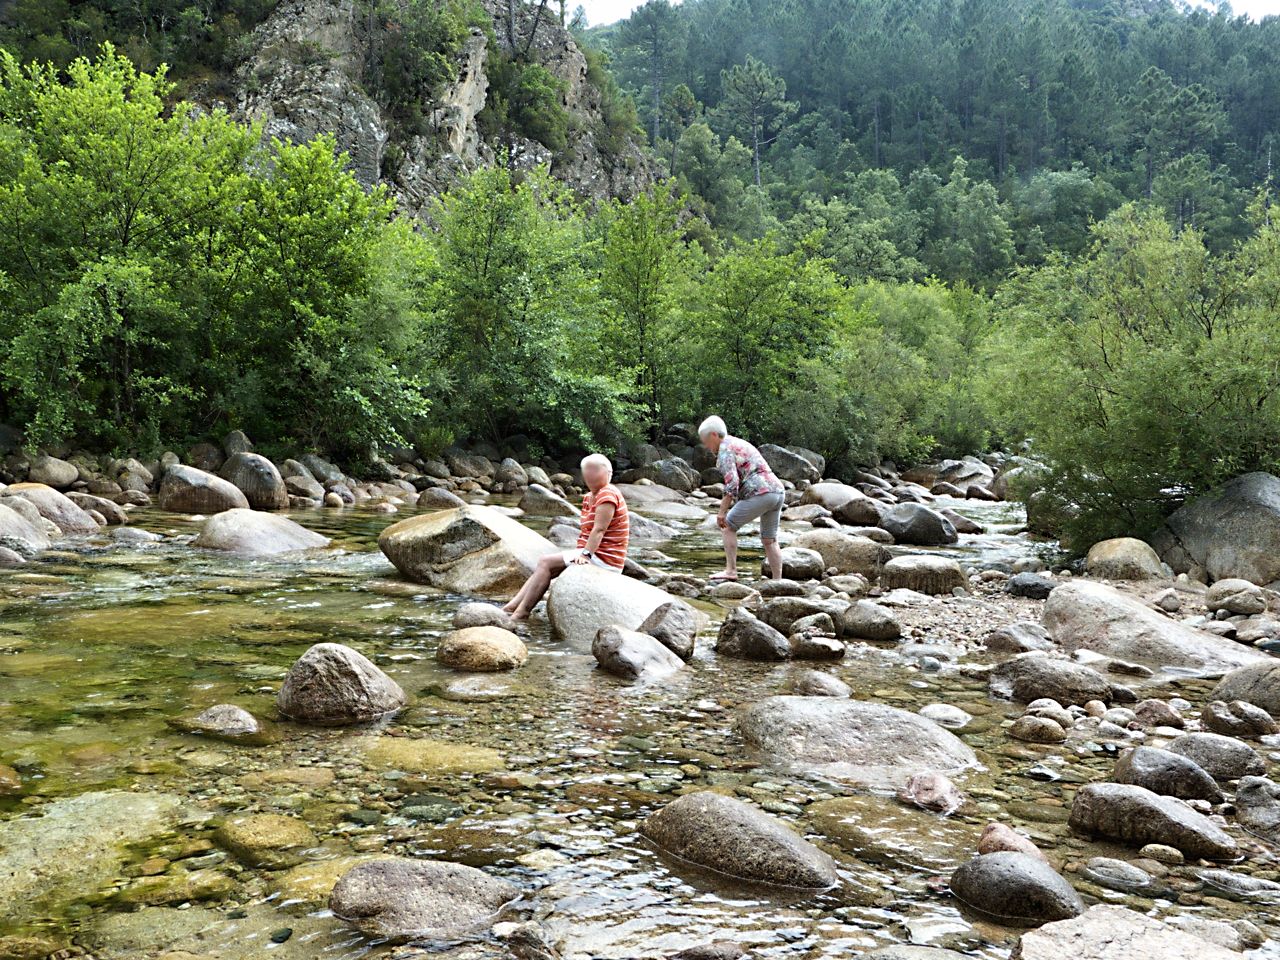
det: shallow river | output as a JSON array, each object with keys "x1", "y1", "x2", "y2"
[{"x1": 0, "y1": 494, "x2": 1275, "y2": 959}]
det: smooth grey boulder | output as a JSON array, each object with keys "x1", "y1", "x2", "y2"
[
  {"x1": 790, "y1": 529, "x2": 886, "y2": 576},
  {"x1": 1084, "y1": 537, "x2": 1165, "y2": 580},
  {"x1": 548, "y1": 564, "x2": 703, "y2": 650},
  {"x1": 452, "y1": 602, "x2": 522, "y2": 632},
  {"x1": 880, "y1": 555, "x2": 967, "y2": 594},
  {"x1": 1151, "y1": 472, "x2": 1280, "y2": 585},
  {"x1": 788, "y1": 669, "x2": 851, "y2": 697},
  {"x1": 27, "y1": 453, "x2": 78, "y2": 488},
  {"x1": 880, "y1": 503, "x2": 958, "y2": 546},
  {"x1": 1068, "y1": 783, "x2": 1238, "y2": 860},
  {"x1": 1167, "y1": 732, "x2": 1264, "y2": 780},
  {"x1": 738, "y1": 695, "x2": 978, "y2": 788},
  {"x1": 1235, "y1": 776, "x2": 1280, "y2": 842},
  {"x1": 0, "y1": 483, "x2": 98, "y2": 534},
  {"x1": 176, "y1": 703, "x2": 261, "y2": 739},
  {"x1": 158, "y1": 464, "x2": 250, "y2": 514},
  {"x1": 1210, "y1": 661, "x2": 1280, "y2": 715},
  {"x1": 219, "y1": 452, "x2": 288, "y2": 510},
  {"x1": 949, "y1": 852, "x2": 1083, "y2": 924},
  {"x1": 517, "y1": 483, "x2": 576, "y2": 517},
  {"x1": 1043, "y1": 580, "x2": 1266, "y2": 676},
  {"x1": 1113, "y1": 746, "x2": 1223, "y2": 802},
  {"x1": 1006, "y1": 572, "x2": 1057, "y2": 600},
  {"x1": 1205, "y1": 578, "x2": 1267, "y2": 616},
  {"x1": 758, "y1": 596, "x2": 847, "y2": 635},
  {"x1": 985, "y1": 621, "x2": 1054, "y2": 653},
  {"x1": 66, "y1": 491, "x2": 127, "y2": 524},
  {"x1": 838, "y1": 600, "x2": 901, "y2": 641},
  {"x1": 640, "y1": 792, "x2": 838, "y2": 888},
  {"x1": 0, "y1": 501, "x2": 52, "y2": 556},
  {"x1": 716, "y1": 608, "x2": 791, "y2": 661},
  {"x1": 593, "y1": 626, "x2": 684, "y2": 682},
  {"x1": 989, "y1": 653, "x2": 1117, "y2": 706},
  {"x1": 329, "y1": 857, "x2": 518, "y2": 943},
  {"x1": 277, "y1": 643, "x2": 406, "y2": 726},
  {"x1": 1202, "y1": 699, "x2": 1277, "y2": 739},
  {"x1": 759, "y1": 444, "x2": 820, "y2": 484},
  {"x1": 193, "y1": 508, "x2": 330, "y2": 555},
  {"x1": 767, "y1": 546, "x2": 826, "y2": 581}
]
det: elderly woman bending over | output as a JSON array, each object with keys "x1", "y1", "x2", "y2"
[
  {"x1": 698, "y1": 416, "x2": 784, "y2": 581},
  {"x1": 502, "y1": 453, "x2": 630, "y2": 619}
]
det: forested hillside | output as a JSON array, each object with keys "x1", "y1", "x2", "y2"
[{"x1": 597, "y1": 0, "x2": 1280, "y2": 282}]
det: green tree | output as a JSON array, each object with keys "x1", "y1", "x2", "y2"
[{"x1": 717, "y1": 55, "x2": 796, "y2": 187}]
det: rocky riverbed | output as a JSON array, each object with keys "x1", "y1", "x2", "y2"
[{"x1": 1, "y1": 451, "x2": 1279, "y2": 959}]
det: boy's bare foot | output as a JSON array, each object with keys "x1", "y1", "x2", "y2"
[{"x1": 709, "y1": 570, "x2": 738, "y2": 581}]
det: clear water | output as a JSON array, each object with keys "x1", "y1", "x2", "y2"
[{"x1": 0, "y1": 496, "x2": 1275, "y2": 959}]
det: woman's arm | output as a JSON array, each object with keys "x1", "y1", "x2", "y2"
[{"x1": 576, "y1": 502, "x2": 615, "y2": 561}]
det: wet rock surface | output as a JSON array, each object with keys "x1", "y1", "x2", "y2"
[{"x1": 949, "y1": 852, "x2": 1084, "y2": 924}]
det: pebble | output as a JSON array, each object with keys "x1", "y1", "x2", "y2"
[{"x1": 1139, "y1": 843, "x2": 1185, "y2": 864}]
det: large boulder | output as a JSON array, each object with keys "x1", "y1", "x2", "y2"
[
  {"x1": 1113, "y1": 746, "x2": 1223, "y2": 802},
  {"x1": 593, "y1": 626, "x2": 684, "y2": 681},
  {"x1": 881, "y1": 555, "x2": 967, "y2": 595},
  {"x1": 66, "y1": 492, "x2": 127, "y2": 524},
  {"x1": 27, "y1": 453, "x2": 78, "y2": 489},
  {"x1": 759, "y1": 444, "x2": 820, "y2": 484},
  {"x1": 800, "y1": 482, "x2": 863, "y2": 511},
  {"x1": 640, "y1": 792, "x2": 838, "y2": 888},
  {"x1": 1204, "y1": 578, "x2": 1267, "y2": 616},
  {"x1": 193, "y1": 509, "x2": 330, "y2": 555},
  {"x1": 716, "y1": 608, "x2": 792, "y2": 661},
  {"x1": 436, "y1": 627, "x2": 528, "y2": 672},
  {"x1": 838, "y1": 600, "x2": 901, "y2": 641},
  {"x1": 1043, "y1": 580, "x2": 1267, "y2": 676},
  {"x1": 1011, "y1": 904, "x2": 1240, "y2": 960},
  {"x1": 989, "y1": 653, "x2": 1116, "y2": 706},
  {"x1": 517, "y1": 483, "x2": 576, "y2": 517},
  {"x1": 1084, "y1": 537, "x2": 1166, "y2": 580},
  {"x1": 1166, "y1": 732, "x2": 1264, "y2": 780},
  {"x1": 157, "y1": 465, "x2": 250, "y2": 514},
  {"x1": 949, "y1": 852, "x2": 1083, "y2": 925},
  {"x1": 0, "y1": 483, "x2": 98, "y2": 534},
  {"x1": 738, "y1": 695, "x2": 978, "y2": 788},
  {"x1": 378, "y1": 505, "x2": 557, "y2": 595},
  {"x1": 0, "y1": 501, "x2": 53, "y2": 556},
  {"x1": 880, "y1": 503, "x2": 958, "y2": 546},
  {"x1": 547, "y1": 564, "x2": 703, "y2": 650},
  {"x1": 639, "y1": 601, "x2": 699, "y2": 660},
  {"x1": 443, "y1": 449, "x2": 493, "y2": 478},
  {"x1": 791, "y1": 530, "x2": 886, "y2": 576},
  {"x1": 1235, "y1": 776, "x2": 1280, "y2": 843},
  {"x1": 620, "y1": 457, "x2": 698, "y2": 492},
  {"x1": 329, "y1": 858, "x2": 518, "y2": 943},
  {"x1": 1067, "y1": 783, "x2": 1238, "y2": 860},
  {"x1": 1151, "y1": 472, "x2": 1280, "y2": 586},
  {"x1": 1210, "y1": 661, "x2": 1280, "y2": 715},
  {"x1": 219, "y1": 452, "x2": 288, "y2": 510},
  {"x1": 277, "y1": 643, "x2": 406, "y2": 726}
]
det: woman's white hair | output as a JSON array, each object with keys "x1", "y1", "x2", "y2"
[
  {"x1": 580, "y1": 453, "x2": 613, "y2": 475},
  {"x1": 698, "y1": 415, "x2": 728, "y2": 439}
]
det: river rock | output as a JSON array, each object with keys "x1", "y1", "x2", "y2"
[
  {"x1": 518, "y1": 483, "x2": 576, "y2": 517},
  {"x1": 989, "y1": 653, "x2": 1115, "y2": 706},
  {"x1": 880, "y1": 503, "x2": 958, "y2": 546},
  {"x1": 788, "y1": 669, "x2": 851, "y2": 697},
  {"x1": 738, "y1": 695, "x2": 978, "y2": 787},
  {"x1": 1167, "y1": 731, "x2": 1264, "y2": 780},
  {"x1": 1006, "y1": 572, "x2": 1056, "y2": 600},
  {"x1": 978, "y1": 823, "x2": 1047, "y2": 861},
  {"x1": 277, "y1": 642, "x2": 406, "y2": 726},
  {"x1": 1202, "y1": 699, "x2": 1277, "y2": 738},
  {"x1": 1067, "y1": 783, "x2": 1238, "y2": 860},
  {"x1": 418, "y1": 487, "x2": 466, "y2": 509},
  {"x1": 548, "y1": 564, "x2": 703, "y2": 649},
  {"x1": 217, "y1": 452, "x2": 288, "y2": 510},
  {"x1": 622, "y1": 457, "x2": 698, "y2": 491},
  {"x1": 950, "y1": 852, "x2": 1083, "y2": 924},
  {"x1": 639, "y1": 601, "x2": 699, "y2": 660},
  {"x1": 0, "y1": 790, "x2": 184, "y2": 920},
  {"x1": 329, "y1": 857, "x2": 518, "y2": 942},
  {"x1": 378, "y1": 505, "x2": 557, "y2": 595},
  {"x1": 790, "y1": 530, "x2": 886, "y2": 576},
  {"x1": 716, "y1": 608, "x2": 791, "y2": 660},
  {"x1": 880, "y1": 555, "x2": 967, "y2": 595},
  {"x1": 1084, "y1": 538, "x2": 1165, "y2": 580},
  {"x1": 157, "y1": 464, "x2": 250, "y2": 514},
  {"x1": 1205, "y1": 578, "x2": 1267, "y2": 616},
  {"x1": 193, "y1": 508, "x2": 330, "y2": 555},
  {"x1": 1234, "y1": 776, "x2": 1280, "y2": 841},
  {"x1": 758, "y1": 596, "x2": 847, "y2": 635},
  {"x1": 809, "y1": 793, "x2": 981, "y2": 872},
  {"x1": 285, "y1": 474, "x2": 325, "y2": 500},
  {"x1": 437, "y1": 627, "x2": 528, "y2": 672},
  {"x1": 26, "y1": 453, "x2": 78, "y2": 488},
  {"x1": 215, "y1": 813, "x2": 315, "y2": 868},
  {"x1": 1043, "y1": 580, "x2": 1266, "y2": 675},
  {"x1": 897, "y1": 772, "x2": 966, "y2": 815},
  {"x1": 1150, "y1": 472, "x2": 1280, "y2": 586},
  {"x1": 757, "y1": 444, "x2": 820, "y2": 484},
  {"x1": 593, "y1": 626, "x2": 683, "y2": 681},
  {"x1": 1113, "y1": 746, "x2": 1223, "y2": 802},
  {"x1": 0, "y1": 501, "x2": 52, "y2": 556},
  {"x1": 769, "y1": 546, "x2": 825, "y2": 580},
  {"x1": 0, "y1": 483, "x2": 98, "y2": 534},
  {"x1": 176, "y1": 703, "x2": 261, "y2": 740},
  {"x1": 985, "y1": 621, "x2": 1054, "y2": 653},
  {"x1": 1011, "y1": 903, "x2": 1240, "y2": 960},
  {"x1": 453, "y1": 603, "x2": 522, "y2": 632},
  {"x1": 1210, "y1": 661, "x2": 1280, "y2": 714},
  {"x1": 641, "y1": 791, "x2": 838, "y2": 888},
  {"x1": 800, "y1": 481, "x2": 862, "y2": 511},
  {"x1": 66, "y1": 491, "x2": 127, "y2": 524},
  {"x1": 838, "y1": 600, "x2": 901, "y2": 641},
  {"x1": 300, "y1": 453, "x2": 344, "y2": 484},
  {"x1": 1009, "y1": 715, "x2": 1067, "y2": 743}
]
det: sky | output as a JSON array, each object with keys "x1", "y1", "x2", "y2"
[{"x1": 577, "y1": 0, "x2": 1280, "y2": 28}]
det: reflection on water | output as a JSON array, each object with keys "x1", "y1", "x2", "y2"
[{"x1": 0, "y1": 497, "x2": 1272, "y2": 959}]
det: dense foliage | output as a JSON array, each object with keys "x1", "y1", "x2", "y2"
[{"x1": 598, "y1": 0, "x2": 1280, "y2": 284}]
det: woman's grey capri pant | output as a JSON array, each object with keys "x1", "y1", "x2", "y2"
[{"x1": 725, "y1": 491, "x2": 785, "y2": 540}]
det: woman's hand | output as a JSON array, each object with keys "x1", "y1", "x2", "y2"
[{"x1": 716, "y1": 513, "x2": 729, "y2": 530}]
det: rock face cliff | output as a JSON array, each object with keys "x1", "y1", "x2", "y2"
[{"x1": 221, "y1": 0, "x2": 652, "y2": 215}]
